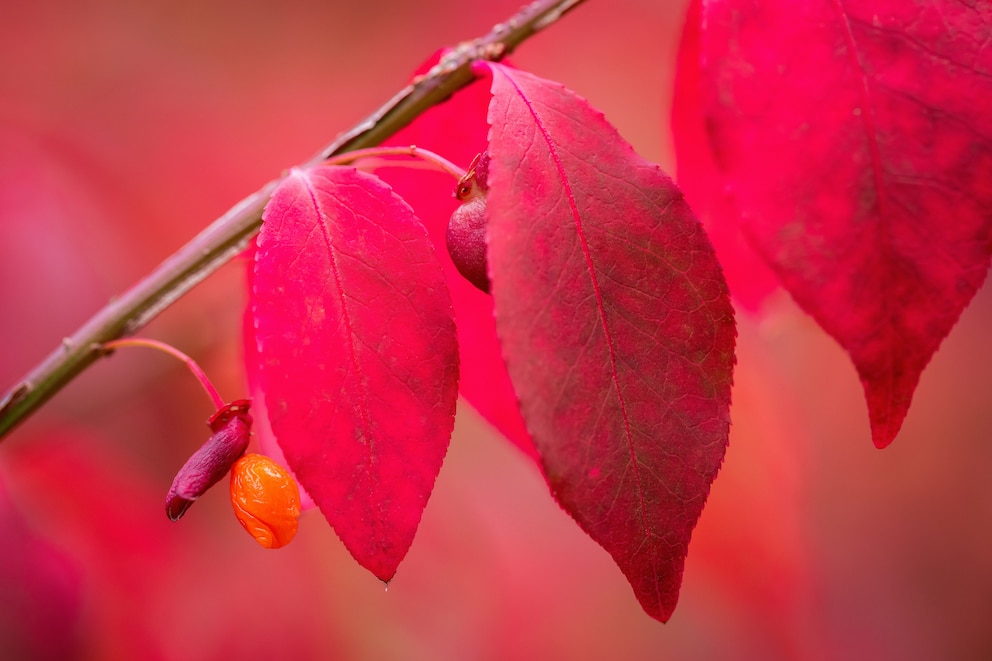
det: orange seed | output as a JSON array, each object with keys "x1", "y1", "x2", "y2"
[{"x1": 230, "y1": 453, "x2": 301, "y2": 549}]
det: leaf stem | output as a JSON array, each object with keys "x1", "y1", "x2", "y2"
[
  {"x1": 102, "y1": 338, "x2": 226, "y2": 411},
  {"x1": 0, "y1": 0, "x2": 586, "y2": 440},
  {"x1": 324, "y1": 145, "x2": 468, "y2": 180}
]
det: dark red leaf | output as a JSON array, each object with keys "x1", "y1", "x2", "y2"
[
  {"x1": 688, "y1": 0, "x2": 992, "y2": 447},
  {"x1": 5, "y1": 429, "x2": 175, "y2": 657},
  {"x1": 378, "y1": 52, "x2": 537, "y2": 461},
  {"x1": 478, "y1": 62, "x2": 736, "y2": 622},
  {"x1": 0, "y1": 475, "x2": 82, "y2": 659},
  {"x1": 252, "y1": 166, "x2": 458, "y2": 581}
]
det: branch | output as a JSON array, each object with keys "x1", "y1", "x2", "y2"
[{"x1": 0, "y1": 0, "x2": 587, "y2": 439}]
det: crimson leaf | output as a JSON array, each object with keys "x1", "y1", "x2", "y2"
[
  {"x1": 252, "y1": 166, "x2": 458, "y2": 581},
  {"x1": 479, "y1": 62, "x2": 736, "y2": 622},
  {"x1": 682, "y1": 0, "x2": 992, "y2": 447}
]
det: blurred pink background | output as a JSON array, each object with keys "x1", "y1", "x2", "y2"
[{"x1": 2, "y1": 1, "x2": 991, "y2": 659}]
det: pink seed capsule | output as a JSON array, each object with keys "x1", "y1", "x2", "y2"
[
  {"x1": 446, "y1": 152, "x2": 491, "y2": 293},
  {"x1": 165, "y1": 400, "x2": 252, "y2": 521},
  {"x1": 230, "y1": 453, "x2": 301, "y2": 549}
]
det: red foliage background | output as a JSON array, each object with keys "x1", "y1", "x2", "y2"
[{"x1": 1, "y1": 0, "x2": 991, "y2": 658}]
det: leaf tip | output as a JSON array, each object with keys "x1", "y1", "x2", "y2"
[
  {"x1": 863, "y1": 379, "x2": 914, "y2": 449},
  {"x1": 869, "y1": 415, "x2": 902, "y2": 449}
]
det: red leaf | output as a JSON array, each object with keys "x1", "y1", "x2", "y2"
[
  {"x1": 242, "y1": 241, "x2": 317, "y2": 512},
  {"x1": 478, "y1": 62, "x2": 736, "y2": 622},
  {"x1": 670, "y1": 0, "x2": 780, "y2": 312},
  {"x1": 378, "y1": 52, "x2": 537, "y2": 460},
  {"x1": 690, "y1": 0, "x2": 992, "y2": 447},
  {"x1": 252, "y1": 166, "x2": 459, "y2": 581}
]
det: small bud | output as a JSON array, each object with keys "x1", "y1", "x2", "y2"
[
  {"x1": 230, "y1": 453, "x2": 301, "y2": 549},
  {"x1": 165, "y1": 400, "x2": 252, "y2": 521},
  {"x1": 447, "y1": 152, "x2": 491, "y2": 293}
]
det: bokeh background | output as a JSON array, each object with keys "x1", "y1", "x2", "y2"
[{"x1": 2, "y1": 1, "x2": 991, "y2": 659}]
